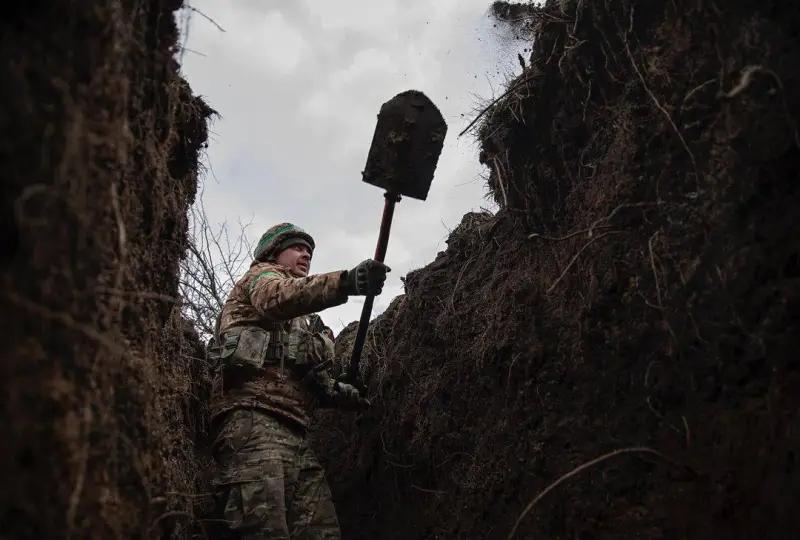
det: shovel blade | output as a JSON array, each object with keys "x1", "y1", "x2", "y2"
[{"x1": 362, "y1": 90, "x2": 447, "y2": 201}]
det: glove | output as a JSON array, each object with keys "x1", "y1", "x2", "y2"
[
  {"x1": 333, "y1": 381, "x2": 371, "y2": 410},
  {"x1": 344, "y1": 259, "x2": 391, "y2": 296}
]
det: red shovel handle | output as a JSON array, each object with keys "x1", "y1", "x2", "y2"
[{"x1": 347, "y1": 192, "x2": 401, "y2": 384}]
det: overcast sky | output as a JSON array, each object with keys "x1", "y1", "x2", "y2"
[{"x1": 179, "y1": 1, "x2": 527, "y2": 333}]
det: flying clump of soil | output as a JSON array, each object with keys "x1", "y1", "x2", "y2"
[
  {"x1": 1, "y1": 1, "x2": 212, "y2": 538},
  {"x1": 312, "y1": 1, "x2": 800, "y2": 538}
]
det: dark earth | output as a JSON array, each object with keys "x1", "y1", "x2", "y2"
[
  {"x1": 3, "y1": 0, "x2": 799, "y2": 539},
  {"x1": 2, "y1": 1, "x2": 211, "y2": 538}
]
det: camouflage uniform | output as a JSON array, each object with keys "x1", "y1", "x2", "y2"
[{"x1": 211, "y1": 259, "x2": 348, "y2": 539}]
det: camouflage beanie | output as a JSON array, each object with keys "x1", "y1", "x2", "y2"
[{"x1": 253, "y1": 223, "x2": 315, "y2": 262}]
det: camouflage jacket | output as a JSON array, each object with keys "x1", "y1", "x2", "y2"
[{"x1": 210, "y1": 261, "x2": 348, "y2": 429}]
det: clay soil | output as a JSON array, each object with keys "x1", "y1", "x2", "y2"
[
  {"x1": 1, "y1": 1, "x2": 211, "y2": 538},
  {"x1": 312, "y1": 1, "x2": 800, "y2": 539}
]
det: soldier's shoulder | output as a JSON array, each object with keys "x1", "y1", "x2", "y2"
[
  {"x1": 248, "y1": 261, "x2": 290, "y2": 277},
  {"x1": 243, "y1": 262, "x2": 291, "y2": 294}
]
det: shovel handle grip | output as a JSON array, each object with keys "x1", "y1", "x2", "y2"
[
  {"x1": 373, "y1": 192, "x2": 401, "y2": 262},
  {"x1": 348, "y1": 192, "x2": 401, "y2": 383}
]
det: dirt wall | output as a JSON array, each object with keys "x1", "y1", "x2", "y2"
[
  {"x1": 1, "y1": 2, "x2": 210, "y2": 538},
  {"x1": 313, "y1": 1, "x2": 800, "y2": 538}
]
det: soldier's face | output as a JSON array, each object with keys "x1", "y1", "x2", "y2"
[{"x1": 276, "y1": 243, "x2": 312, "y2": 277}]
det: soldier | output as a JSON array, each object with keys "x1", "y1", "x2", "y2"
[{"x1": 209, "y1": 222, "x2": 389, "y2": 539}]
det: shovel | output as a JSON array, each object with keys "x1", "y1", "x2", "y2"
[{"x1": 346, "y1": 90, "x2": 447, "y2": 386}]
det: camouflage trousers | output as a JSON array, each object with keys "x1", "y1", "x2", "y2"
[{"x1": 212, "y1": 409, "x2": 341, "y2": 540}]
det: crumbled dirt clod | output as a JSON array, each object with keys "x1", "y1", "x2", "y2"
[{"x1": 312, "y1": 1, "x2": 800, "y2": 539}]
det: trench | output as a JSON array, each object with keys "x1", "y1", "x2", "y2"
[{"x1": 3, "y1": 1, "x2": 799, "y2": 539}]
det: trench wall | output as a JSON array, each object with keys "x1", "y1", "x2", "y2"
[
  {"x1": 1, "y1": 2, "x2": 210, "y2": 538},
  {"x1": 314, "y1": 1, "x2": 800, "y2": 538}
]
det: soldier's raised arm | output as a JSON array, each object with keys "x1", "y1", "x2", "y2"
[
  {"x1": 248, "y1": 267, "x2": 348, "y2": 321},
  {"x1": 245, "y1": 223, "x2": 390, "y2": 322}
]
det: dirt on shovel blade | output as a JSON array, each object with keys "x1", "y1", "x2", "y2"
[{"x1": 362, "y1": 90, "x2": 447, "y2": 200}]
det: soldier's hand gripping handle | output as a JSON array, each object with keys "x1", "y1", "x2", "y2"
[
  {"x1": 333, "y1": 381, "x2": 371, "y2": 410},
  {"x1": 344, "y1": 259, "x2": 390, "y2": 296}
]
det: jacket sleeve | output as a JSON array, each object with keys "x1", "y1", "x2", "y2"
[
  {"x1": 303, "y1": 361, "x2": 339, "y2": 408},
  {"x1": 248, "y1": 269, "x2": 349, "y2": 322},
  {"x1": 291, "y1": 316, "x2": 340, "y2": 404}
]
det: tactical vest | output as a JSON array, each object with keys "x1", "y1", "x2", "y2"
[{"x1": 208, "y1": 315, "x2": 334, "y2": 429}]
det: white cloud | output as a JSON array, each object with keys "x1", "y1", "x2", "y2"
[
  {"x1": 225, "y1": 11, "x2": 308, "y2": 73},
  {"x1": 179, "y1": 0, "x2": 525, "y2": 333}
]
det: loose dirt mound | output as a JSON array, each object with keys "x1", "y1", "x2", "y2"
[
  {"x1": 1, "y1": 2, "x2": 211, "y2": 538},
  {"x1": 312, "y1": 1, "x2": 800, "y2": 538}
]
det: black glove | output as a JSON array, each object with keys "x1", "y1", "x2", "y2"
[
  {"x1": 344, "y1": 259, "x2": 390, "y2": 296},
  {"x1": 333, "y1": 381, "x2": 371, "y2": 410}
]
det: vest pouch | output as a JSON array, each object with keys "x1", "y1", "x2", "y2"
[
  {"x1": 220, "y1": 327, "x2": 270, "y2": 373},
  {"x1": 290, "y1": 330, "x2": 326, "y2": 370},
  {"x1": 206, "y1": 336, "x2": 223, "y2": 371}
]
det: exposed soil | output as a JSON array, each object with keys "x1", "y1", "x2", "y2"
[
  {"x1": 312, "y1": 1, "x2": 800, "y2": 538},
  {"x1": 1, "y1": 1, "x2": 211, "y2": 538},
  {"x1": 5, "y1": 0, "x2": 800, "y2": 539}
]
